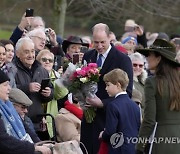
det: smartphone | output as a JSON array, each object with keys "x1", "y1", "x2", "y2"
[
  {"x1": 25, "y1": 8, "x2": 34, "y2": 17},
  {"x1": 72, "y1": 53, "x2": 80, "y2": 64},
  {"x1": 40, "y1": 78, "x2": 50, "y2": 91},
  {"x1": 80, "y1": 46, "x2": 88, "y2": 53}
]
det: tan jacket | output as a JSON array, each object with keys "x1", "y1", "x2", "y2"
[{"x1": 55, "y1": 108, "x2": 81, "y2": 142}]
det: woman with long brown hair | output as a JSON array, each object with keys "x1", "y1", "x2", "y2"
[{"x1": 136, "y1": 39, "x2": 180, "y2": 154}]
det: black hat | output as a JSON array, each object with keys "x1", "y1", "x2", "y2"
[
  {"x1": 0, "y1": 70, "x2": 10, "y2": 84},
  {"x1": 62, "y1": 36, "x2": 89, "y2": 53},
  {"x1": 136, "y1": 39, "x2": 180, "y2": 67}
]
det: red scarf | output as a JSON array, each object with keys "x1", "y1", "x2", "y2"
[{"x1": 64, "y1": 100, "x2": 83, "y2": 120}]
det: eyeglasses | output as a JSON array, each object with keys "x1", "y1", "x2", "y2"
[
  {"x1": 31, "y1": 36, "x2": 46, "y2": 42},
  {"x1": 41, "y1": 57, "x2": 54, "y2": 63},
  {"x1": 133, "y1": 63, "x2": 144, "y2": 68},
  {"x1": 13, "y1": 103, "x2": 28, "y2": 110}
]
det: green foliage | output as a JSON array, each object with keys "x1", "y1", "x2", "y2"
[
  {"x1": 84, "y1": 107, "x2": 96, "y2": 123},
  {"x1": 0, "y1": 30, "x2": 11, "y2": 39}
]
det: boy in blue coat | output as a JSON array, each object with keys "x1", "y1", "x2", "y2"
[{"x1": 99, "y1": 68, "x2": 141, "y2": 154}]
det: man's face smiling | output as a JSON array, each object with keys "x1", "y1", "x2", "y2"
[
  {"x1": 17, "y1": 41, "x2": 35, "y2": 69},
  {"x1": 93, "y1": 31, "x2": 110, "y2": 54}
]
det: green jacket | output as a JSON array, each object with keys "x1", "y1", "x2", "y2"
[
  {"x1": 46, "y1": 70, "x2": 68, "y2": 138},
  {"x1": 136, "y1": 76, "x2": 180, "y2": 154}
]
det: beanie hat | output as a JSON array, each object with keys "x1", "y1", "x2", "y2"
[
  {"x1": 122, "y1": 36, "x2": 137, "y2": 45},
  {"x1": 9, "y1": 88, "x2": 33, "y2": 107},
  {"x1": 0, "y1": 70, "x2": 10, "y2": 84},
  {"x1": 157, "y1": 32, "x2": 169, "y2": 41}
]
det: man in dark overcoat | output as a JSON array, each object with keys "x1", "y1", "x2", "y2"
[{"x1": 80, "y1": 23, "x2": 133, "y2": 154}]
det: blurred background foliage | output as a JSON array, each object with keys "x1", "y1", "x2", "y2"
[{"x1": 0, "y1": 0, "x2": 179, "y2": 39}]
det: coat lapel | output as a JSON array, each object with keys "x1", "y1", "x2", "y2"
[{"x1": 90, "y1": 51, "x2": 98, "y2": 63}]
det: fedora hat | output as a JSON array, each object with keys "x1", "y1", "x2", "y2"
[
  {"x1": 62, "y1": 36, "x2": 89, "y2": 53},
  {"x1": 136, "y1": 39, "x2": 180, "y2": 66}
]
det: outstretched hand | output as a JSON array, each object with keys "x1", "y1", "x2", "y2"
[{"x1": 86, "y1": 95, "x2": 103, "y2": 108}]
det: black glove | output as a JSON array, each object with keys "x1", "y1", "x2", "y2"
[{"x1": 136, "y1": 149, "x2": 144, "y2": 154}]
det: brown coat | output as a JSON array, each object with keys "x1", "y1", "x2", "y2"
[{"x1": 55, "y1": 108, "x2": 81, "y2": 142}]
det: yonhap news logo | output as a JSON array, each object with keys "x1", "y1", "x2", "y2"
[
  {"x1": 110, "y1": 132, "x2": 124, "y2": 148},
  {"x1": 109, "y1": 132, "x2": 180, "y2": 149}
]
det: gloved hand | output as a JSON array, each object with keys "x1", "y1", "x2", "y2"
[{"x1": 135, "y1": 149, "x2": 144, "y2": 154}]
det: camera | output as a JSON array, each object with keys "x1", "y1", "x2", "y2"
[
  {"x1": 45, "y1": 28, "x2": 49, "y2": 34},
  {"x1": 44, "y1": 28, "x2": 51, "y2": 46}
]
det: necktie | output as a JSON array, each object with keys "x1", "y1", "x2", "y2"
[{"x1": 96, "y1": 54, "x2": 103, "y2": 67}]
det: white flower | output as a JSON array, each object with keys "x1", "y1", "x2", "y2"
[
  {"x1": 76, "y1": 68, "x2": 81, "y2": 71},
  {"x1": 80, "y1": 77, "x2": 88, "y2": 83}
]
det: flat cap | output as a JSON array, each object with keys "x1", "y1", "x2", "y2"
[{"x1": 9, "y1": 88, "x2": 33, "y2": 106}]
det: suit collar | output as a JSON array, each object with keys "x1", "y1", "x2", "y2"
[{"x1": 87, "y1": 46, "x2": 116, "y2": 75}]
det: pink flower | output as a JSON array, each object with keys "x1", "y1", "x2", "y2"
[
  {"x1": 73, "y1": 71, "x2": 78, "y2": 78},
  {"x1": 88, "y1": 63, "x2": 97, "y2": 68},
  {"x1": 81, "y1": 66, "x2": 89, "y2": 72},
  {"x1": 89, "y1": 69, "x2": 96, "y2": 74},
  {"x1": 76, "y1": 69, "x2": 86, "y2": 77}
]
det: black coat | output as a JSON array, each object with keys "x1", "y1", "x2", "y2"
[
  {"x1": 80, "y1": 45, "x2": 133, "y2": 154},
  {"x1": 14, "y1": 59, "x2": 54, "y2": 129}
]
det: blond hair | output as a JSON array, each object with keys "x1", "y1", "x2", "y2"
[
  {"x1": 103, "y1": 68, "x2": 129, "y2": 91},
  {"x1": 36, "y1": 49, "x2": 54, "y2": 62}
]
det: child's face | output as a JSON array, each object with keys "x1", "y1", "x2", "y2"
[{"x1": 105, "y1": 82, "x2": 122, "y2": 97}]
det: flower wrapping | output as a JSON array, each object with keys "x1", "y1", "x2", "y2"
[{"x1": 58, "y1": 62, "x2": 100, "y2": 123}]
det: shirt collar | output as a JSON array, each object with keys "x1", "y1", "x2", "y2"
[
  {"x1": 97, "y1": 44, "x2": 111, "y2": 59},
  {"x1": 115, "y1": 91, "x2": 127, "y2": 98}
]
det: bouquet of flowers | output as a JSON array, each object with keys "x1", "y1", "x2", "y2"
[{"x1": 56, "y1": 62, "x2": 100, "y2": 123}]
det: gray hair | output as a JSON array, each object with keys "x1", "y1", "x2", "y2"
[
  {"x1": 31, "y1": 16, "x2": 45, "y2": 29},
  {"x1": 129, "y1": 52, "x2": 145, "y2": 63},
  {"x1": 15, "y1": 37, "x2": 34, "y2": 52},
  {"x1": 36, "y1": 49, "x2": 54, "y2": 62},
  {"x1": 26, "y1": 27, "x2": 45, "y2": 38}
]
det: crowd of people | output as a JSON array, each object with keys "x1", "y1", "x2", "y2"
[{"x1": 0, "y1": 10, "x2": 180, "y2": 154}]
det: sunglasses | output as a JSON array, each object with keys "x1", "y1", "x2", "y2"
[
  {"x1": 133, "y1": 63, "x2": 144, "y2": 68},
  {"x1": 41, "y1": 57, "x2": 54, "y2": 63}
]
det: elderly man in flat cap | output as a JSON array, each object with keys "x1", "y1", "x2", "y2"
[{"x1": 9, "y1": 88, "x2": 41, "y2": 143}]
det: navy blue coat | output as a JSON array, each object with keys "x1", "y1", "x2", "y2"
[
  {"x1": 102, "y1": 94, "x2": 140, "y2": 154},
  {"x1": 80, "y1": 45, "x2": 133, "y2": 154}
]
